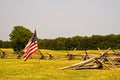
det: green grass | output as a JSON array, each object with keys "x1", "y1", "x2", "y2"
[
  {"x1": 0, "y1": 59, "x2": 120, "y2": 80},
  {"x1": 0, "y1": 48, "x2": 120, "y2": 80},
  {"x1": 0, "y1": 48, "x2": 100, "y2": 59}
]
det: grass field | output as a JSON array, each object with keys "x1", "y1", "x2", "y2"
[
  {"x1": 0, "y1": 59, "x2": 120, "y2": 80},
  {"x1": 0, "y1": 48, "x2": 120, "y2": 80}
]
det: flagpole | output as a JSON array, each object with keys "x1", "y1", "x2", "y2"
[{"x1": 34, "y1": 27, "x2": 40, "y2": 62}]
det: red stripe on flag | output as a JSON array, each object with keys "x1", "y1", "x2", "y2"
[
  {"x1": 24, "y1": 39, "x2": 32, "y2": 51},
  {"x1": 23, "y1": 30, "x2": 38, "y2": 61},
  {"x1": 23, "y1": 47, "x2": 38, "y2": 61},
  {"x1": 23, "y1": 41, "x2": 38, "y2": 61}
]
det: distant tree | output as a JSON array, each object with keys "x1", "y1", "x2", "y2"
[
  {"x1": 115, "y1": 34, "x2": 120, "y2": 49},
  {"x1": 65, "y1": 38, "x2": 72, "y2": 50},
  {"x1": 0, "y1": 40, "x2": 2, "y2": 48},
  {"x1": 2, "y1": 41, "x2": 12, "y2": 48},
  {"x1": 72, "y1": 36, "x2": 81, "y2": 49},
  {"x1": 54, "y1": 37, "x2": 66, "y2": 50},
  {"x1": 89, "y1": 35, "x2": 103, "y2": 49},
  {"x1": 79, "y1": 36, "x2": 90, "y2": 50},
  {"x1": 9, "y1": 26, "x2": 32, "y2": 51}
]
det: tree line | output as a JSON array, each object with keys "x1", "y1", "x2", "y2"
[
  {"x1": 1, "y1": 26, "x2": 120, "y2": 50},
  {"x1": 1, "y1": 34, "x2": 120, "y2": 50},
  {"x1": 38, "y1": 34, "x2": 120, "y2": 50},
  {"x1": 0, "y1": 40, "x2": 11, "y2": 48}
]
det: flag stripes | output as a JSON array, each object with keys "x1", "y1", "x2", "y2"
[
  {"x1": 23, "y1": 30, "x2": 38, "y2": 61},
  {"x1": 24, "y1": 40, "x2": 31, "y2": 51}
]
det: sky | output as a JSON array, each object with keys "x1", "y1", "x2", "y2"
[{"x1": 1, "y1": 0, "x2": 120, "y2": 41}]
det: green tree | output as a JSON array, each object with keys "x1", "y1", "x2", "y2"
[
  {"x1": 0, "y1": 40, "x2": 3, "y2": 48},
  {"x1": 54, "y1": 37, "x2": 66, "y2": 50},
  {"x1": 9, "y1": 26, "x2": 32, "y2": 51},
  {"x1": 2, "y1": 41, "x2": 12, "y2": 48}
]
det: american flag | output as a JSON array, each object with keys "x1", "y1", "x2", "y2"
[{"x1": 23, "y1": 30, "x2": 38, "y2": 61}]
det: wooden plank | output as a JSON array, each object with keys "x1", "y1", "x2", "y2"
[
  {"x1": 60, "y1": 57, "x2": 95, "y2": 70},
  {"x1": 96, "y1": 59, "x2": 111, "y2": 70},
  {"x1": 106, "y1": 57, "x2": 116, "y2": 68},
  {"x1": 99, "y1": 47, "x2": 111, "y2": 58}
]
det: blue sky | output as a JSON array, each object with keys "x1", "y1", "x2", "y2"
[{"x1": 1, "y1": 0, "x2": 120, "y2": 40}]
